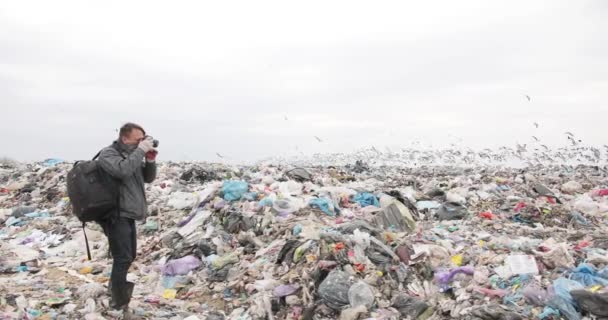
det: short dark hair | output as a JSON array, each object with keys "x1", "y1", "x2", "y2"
[{"x1": 119, "y1": 122, "x2": 146, "y2": 139}]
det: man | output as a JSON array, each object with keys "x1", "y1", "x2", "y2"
[{"x1": 97, "y1": 122, "x2": 157, "y2": 316}]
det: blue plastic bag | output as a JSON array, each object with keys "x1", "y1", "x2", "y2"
[
  {"x1": 258, "y1": 198, "x2": 273, "y2": 207},
  {"x1": 309, "y1": 198, "x2": 334, "y2": 216},
  {"x1": 242, "y1": 192, "x2": 258, "y2": 201},
  {"x1": 538, "y1": 306, "x2": 560, "y2": 320},
  {"x1": 547, "y1": 295, "x2": 581, "y2": 320},
  {"x1": 552, "y1": 277, "x2": 584, "y2": 307},
  {"x1": 42, "y1": 158, "x2": 64, "y2": 166},
  {"x1": 222, "y1": 181, "x2": 249, "y2": 201},
  {"x1": 353, "y1": 192, "x2": 380, "y2": 207},
  {"x1": 570, "y1": 263, "x2": 608, "y2": 287}
]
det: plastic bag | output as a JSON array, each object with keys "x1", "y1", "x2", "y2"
[
  {"x1": 479, "y1": 211, "x2": 496, "y2": 219},
  {"x1": 353, "y1": 193, "x2": 379, "y2": 207},
  {"x1": 570, "y1": 263, "x2": 608, "y2": 287},
  {"x1": 547, "y1": 295, "x2": 581, "y2": 320},
  {"x1": 573, "y1": 194, "x2": 600, "y2": 216},
  {"x1": 212, "y1": 251, "x2": 239, "y2": 270},
  {"x1": 474, "y1": 287, "x2": 507, "y2": 298},
  {"x1": 391, "y1": 294, "x2": 429, "y2": 318},
  {"x1": 434, "y1": 266, "x2": 475, "y2": 290},
  {"x1": 373, "y1": 202, "x2": 416, "y2": 232},
  {"x1": 278, "y1": 180, "x2": 303, "y2": 196},
  {"x1": 348, "y1": 281, "x2": 374, "y2": 309},
  {"x1": 522, "y1": 284, "x2": 549, "y2": 306},
  {"x1": 561, "y1": 181, "x2": 582, "y2": 194},
  {"x1": 351, "y1": 229, "x2": 371, "y2": 265},
  {"x1": 258, "y1": 197, "x2": 273, "y2": 207},
  {"x1": 597, "y1": 266, "x2": 608, "y2": 279},
  {"x1": 309, "y1": 197, "x2": 335, "y2": 216},
  {"x1": 167, "y1": 192, "x2": 198, "y2": 210},
  {"x1": 318, "y1": 270, "x2": 352, "y2": 310},
  {"x1": 416, "y1": 200, "x2": 441, "y2": 210},
  {"x1": 242, "y1": 192, "x2": 258, "y2": 201},
  {"x1": 162, "y1": 255, "x2": 202, "y2": 276},
  {"x1": 273, "y1": 197, "x2": 304, "y2": 215},
  {"x1": 75, "y1": 283, "x2": 105, "y2": 300},
  {"x1": 11, "y1": 206, "x2": 37, "y2": 218},
  {"x1": 273, "y1": 284, "x2": 300, "y2": 297},
  {"x1": 285, "y1": 168, "x2": 312, "y2": 182},
  {"x1": 552, "y1": 277, "x2": 584, "y2": 306},
  {"x1": 222, "y1": 181, "x2": 249, "y2": 202},
  {"x1": 591, "y1": 189, "x2": 608, "y2": 197},
  {"x1": 436, "y1": 202, "x2": 469, "y2": 220}
]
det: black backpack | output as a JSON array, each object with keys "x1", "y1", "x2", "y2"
[{"x1": 67, "y1": 147, "x2": 123, "y2": 260}]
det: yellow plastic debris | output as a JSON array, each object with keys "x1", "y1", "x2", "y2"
[
  {"x1": 451, "y1": 254, "x2": 463, "y2": 266},
  {"x1": 590, "y1": 285, "x2": 602, "y2": 293},
  {"x1": 163, "y1": 289, "x2": 177, "y2": 299},
  {"x1": 79, "y1": 266, "x2": 93, "y2": 275}
]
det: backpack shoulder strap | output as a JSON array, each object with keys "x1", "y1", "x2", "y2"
[
  {"x1": 93, "y1": 143, "x2": 126, "y2": 161},
  {"x1": 83, "y1": 221, "x2": 92, "y2": 261}
]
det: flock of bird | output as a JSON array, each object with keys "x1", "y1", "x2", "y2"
[
  {"x1": 277, "y1": 143, "x2": 607, "y2": 168},
  {"x1": 230, "y1": 94, "x2": 598, "y2": 167}
]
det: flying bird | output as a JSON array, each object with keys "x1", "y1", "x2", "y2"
[
  {"x1": 216, "y1": 153, "x2": 224, "y2": 159},
  {"x1": 314, "y1": 136, "x2": 323, "y2": 143},
  {"x1": 567, "y1": 136, "x2": 580, "y2": 146},
  {"x1": 525, "y1": 95, "x2": 531, "y2": 102},
  {"x1": 284, "y1": 116, "x2": 288, "y2": 121},
  {"x1": 565, "y1": 132, "x2": 575, "y2": 137},
  {"x1": 533, "y1": 122, "x2": 539, "y2": 128},
  {"x1": 532, "y1": 136, "x2": 540, "y2": 142}
]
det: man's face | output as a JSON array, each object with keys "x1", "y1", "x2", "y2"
[{"x1": 121, "y1": 129, "x2": 145, "y2": 146}]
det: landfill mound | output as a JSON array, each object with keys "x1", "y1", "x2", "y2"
[{"x1": 1, "y1": 159, "x2": 608, "y2": 320}]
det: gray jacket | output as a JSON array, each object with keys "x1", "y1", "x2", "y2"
[{"x1": 98, "y1": 141, "x2": 157, "y2": 221}]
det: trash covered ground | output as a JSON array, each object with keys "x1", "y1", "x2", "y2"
[{"x1": 2, "y1": 154, "x2": 608, "y2": 320}]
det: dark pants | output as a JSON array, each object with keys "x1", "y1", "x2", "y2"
[{"x1": 99, "y1": 216, "x2": 137, "y2": 309}]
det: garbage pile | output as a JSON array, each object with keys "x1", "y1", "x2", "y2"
[{"x1": 1, "y1": 159, "x2": 608, "y2": 319}]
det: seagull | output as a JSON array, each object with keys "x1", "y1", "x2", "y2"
[
  {"x1": 567, "y1": 136, "x2": 580, "y2": 146},
  {"x1": 565, "y1": 132, "x2": 575, "y2": 137},
  {"x1": 284, "y1": 116, "x2": 288, "y2": 121},
  {"x1": 533, "y1": 122, "x2": 539, "y2": 128},
  {"x1": 532, "y1": 136, "x2": 540, "y2": 142},
  {"x1": 216, "y1": 153, "x2": 224, "y2": 159},
  {"x1": 525, "y1": 95, "x2": 531, "y2": 102},
  {"x1": 314, "y1": 136, "x2": 323, "y2": 143}
]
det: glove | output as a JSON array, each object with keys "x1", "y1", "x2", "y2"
[
  {"x1": 146, "y1": 150, "x2": 158, "y2": 162},
  {"x1": 138, "y1": 137, "x2": 155, "y2": 153}
]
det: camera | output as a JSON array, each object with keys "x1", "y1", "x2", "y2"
[{"x1": 146, "y1": 135, "x2": 159, "y2": 148}]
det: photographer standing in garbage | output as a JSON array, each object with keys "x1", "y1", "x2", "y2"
[{"x1": 97, "y1": 122, "x2": 158, "y2": 316}]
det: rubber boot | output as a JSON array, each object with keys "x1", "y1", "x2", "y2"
[{"x1": 110, "y1": 281, "x2": 134, "y2": 310}]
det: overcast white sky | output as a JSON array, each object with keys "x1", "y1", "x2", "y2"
[{"x1": 1, "y1": 0, "x2": 606, "y2": 162}]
